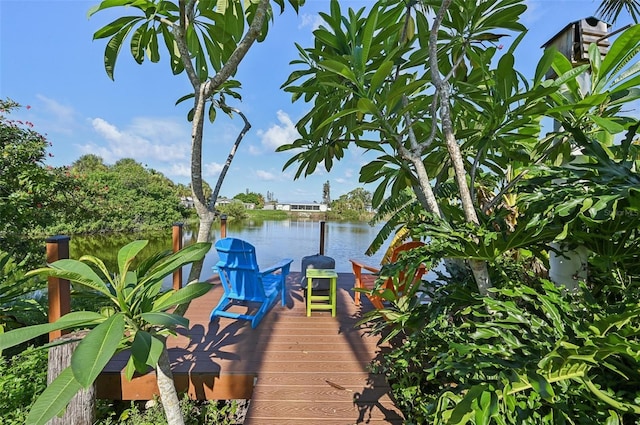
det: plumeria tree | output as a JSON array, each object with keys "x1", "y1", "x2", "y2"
[
  {"x1": 279, "y1": 0, "x2": 639, "y2": 295},
  {"x1": 0, "y1": 241, "x2": 212, "y2": 425},
  {"x1": 89, "y1": 0, "x2": 304, "y2": 282}
]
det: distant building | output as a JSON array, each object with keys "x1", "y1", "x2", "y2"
[
  {"x1": 276, "y1": 202, "x2": 328, "y2": 212},
  {"x1": 180, "y1": 196, "x2": 194, "y2": 208}
]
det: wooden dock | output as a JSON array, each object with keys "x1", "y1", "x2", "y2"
[{"x1": 97, "y1": 272, "x2": 404, "y2": 424}]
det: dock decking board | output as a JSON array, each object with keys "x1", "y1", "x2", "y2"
[{"x1": 97, "y1": 272, "x2": 403, "y2": 424}]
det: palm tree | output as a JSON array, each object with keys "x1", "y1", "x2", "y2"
[{"x1": 597, "y1": 0, "x2": 640, "y2": 23}]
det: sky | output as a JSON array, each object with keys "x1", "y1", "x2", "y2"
[{"x1": 0, "y1": 0, "x2": 635, "y2": 203}]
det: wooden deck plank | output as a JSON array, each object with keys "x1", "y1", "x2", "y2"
[
  {"x1": 245, "y1": 399, "x2": 404, "y2": 423},
  {"x1": 98, "y1": 272, "x2": 403, "y2": 424}
]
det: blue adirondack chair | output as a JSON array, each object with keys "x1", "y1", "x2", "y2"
[{"x1": 210, "y1": 238, "x2": 293, "y2": 328}]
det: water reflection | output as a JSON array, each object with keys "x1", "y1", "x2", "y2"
[{"x1": 70, "y1": 219, "x2": 389, "y2": 287}]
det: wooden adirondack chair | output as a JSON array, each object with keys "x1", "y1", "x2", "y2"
[
  {"x1": 350, "y1": 241, "x2": 426, "y2": 310},
  {"x1": 210, "y1": 238, "x2": 293, "y2": 328}
]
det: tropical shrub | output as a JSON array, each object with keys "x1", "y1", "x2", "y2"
[
  {"x1": 0, "y1": 346, "x2": 48, "y2": 425},
  {"x1": 0, "y1": 250, "x2": 47, "y2": 335},
  {"x1": 96, "y1": 397, "x2": 243, "y2": 425},
  {"x1": 373, "y1": 268, "x2": 640, "y2": 424}
]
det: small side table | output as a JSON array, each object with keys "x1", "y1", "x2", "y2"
[{"x1": 305, "y1": 269, "x2": 338, "y2": 317}]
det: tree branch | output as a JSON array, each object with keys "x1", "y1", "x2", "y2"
[
  {"x1": 210, "y1": 103, "x2": 252, "y2": 208},
  {"x1": 176, "y1": 0, "x2": 200, "y2": 88},
  {"x1": 203, "y1": 0, "x2": 270, "y2": 97}
]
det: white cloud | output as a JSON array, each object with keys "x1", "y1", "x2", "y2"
[
  {"x1": 522, "y1": 0, "x2": 542, "y2": 25},
  {"x1": 35, "y1": 95, "x2": 77, "y2": 135},
  {"x1": 299, "y1": 13, "x2": 324, "y2": 31},
  {"x1": 204, "y1": 162, "x2": 224, "y2": 177},
  {"x1": 248, "y1": 145, "x2": 262, "y2": 155},
  {"x1": 255, "y1": 170, "x2": 278, "y2": 181},
  {"x1": 164, "y1": 163, "x2": 191, "y2": 177},
  {"x1": 257, "y1": 110, "x2": 300, "y2": 152},
  {"x1": 83, "y1": 117, "x2": 189, "y2": 163}
]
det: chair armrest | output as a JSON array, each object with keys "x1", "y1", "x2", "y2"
[
  {"x1": 261, "y1": 258, "x2": 294, "y2": 275},
  {"x1": 349, "y1": 259, "x2": 380, "y2": 275}
]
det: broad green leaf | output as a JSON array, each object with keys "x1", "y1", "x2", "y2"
[
  {"x1": 152, "y1": 282, "x2": 212, "y2": 311},
  {"x1": 370, "y1": 61, "x2": 393, "y2": 93},
  {"x1": 600, "y1": 25, "x2": 640, "y2": 82},
  {"x1": 0, "y1": 311, "x2": 104, "y2": 351},
  {"x1": 118, "y1": 240, "x2": 149, "y2": 278},
  {"x1": 584, "y1": 377, "x2": 640, "y2": 414},
  {"x1": 130, "y1": 22, "x2": 149, "y2": 64},
  {"x1": 148, "y1": 26, "x2": 160, "y2": 62},
  {"x1": 104, "y1": 21, "x2": 137, "y2": 80},
  {"x1": 27, "y1": 260, "x2": 112, "y2": 298},
  {"x1": 590, "y1": 115, "x2": 625, "y2": 134},
  {"x1": 360, "y1": 6, "x2": 379, "y2": 69},
  {"x1": 26, "y1": 367, "x2": 83, "y2": 425},
  {"x1": 140, "y1": 243, "x2": 211, "y2": 285},
  {"x1": 71, "y1": 313, "x2": 125, "y2": 388},
  {"x1": 318, "y1": 59, "x2": 358, "y2": 83},
  {"x1": 141, "y1": 312, "x2": 189, "y2": 328},
  {"x1": 131, "y1": 330, "x2": 164, "y2": 367},
  {"x1": 93, "y1": 16, "x2": 141, "y2": 40},
  {"x1": 88, "y1": 0, "x2": 139, "y2": 18},
  {"x1": 357, "y1": 97, "x2": 378, "y2": 115},
  {"x1": 534, "y1": 46, "x2": 556, "y2": 86}
]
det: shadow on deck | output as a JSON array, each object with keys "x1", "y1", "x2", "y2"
[{"x1": 96, "y1": 272, "x2": 403, "y2": 424}]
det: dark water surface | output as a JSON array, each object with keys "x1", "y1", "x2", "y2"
[{"x1": 70, "y1": 219, "x2": 390, "y2": 287}]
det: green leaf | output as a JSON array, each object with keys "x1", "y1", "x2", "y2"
[
  {"x1": 599, "y1": 25, "x2": 640, "y2": 83},
  {"x1": 27, "y1": 260, "x2": 112, "y2": 298},
  {"x1": 360, "y1": 6, "x2": 379, "y2": 70},
  {"x1": 152, "y1": 282, "x2": 212, "y2": 311},
  {"x1": 92, "y1": 16, "x2": 140, "y2": 40},
  {"x1": 130, "y1": 22, "x2": 149, "y2": 64},
  {"x1": 141, "y1": 243, "x2": 211, "y2": 286},
  {"x1": 104, "y1": 21, "x2": 137, "y2": 80},
  {"x1": 534, "y1": 46, "x2": 556, "y2": 86},
  {"x1": 0, "y1": 311, "x2": 104, "y2": 351},
  {"x1": 148, "y1": 26, "x2": 160, "y2": 62},
  {"x1": 370, "y1": 61, "x2": 393, "y2": 93},
  {"x1": 130, "y1": 330, "x2": 164, "y2": 367},
  {"x1": 318, "y1": 59, "x2": 358, "y2": 83},
  {"x1": 141, "y1": 312, "x2": 189, "y2": 328},
  {"x1": 357, "y1": 97, "x2": 378, "y2": 115},
  {"x1": 590, "y1": 115, "x2": 625, "y2": 134},
  {"x1": 26, "y1": 367, "x2": 83, "y2": 425},
  {"x1": 118, "y1": 240, "x2": 149, "y2": 279},
  {"x1": 71, "y1": 313, "x2": 125, "y2": 388}
]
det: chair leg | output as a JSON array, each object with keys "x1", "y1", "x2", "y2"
[
  {"x1": 331, "y1": 276, "x2": 336, "y2": 317},
  {"x1": 306, "y1": 276, "x2": 312, "y2": 316}
]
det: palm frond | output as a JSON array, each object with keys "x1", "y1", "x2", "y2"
[{"x1": 596, "y1": 0, "x2": 640, "y2": 23}]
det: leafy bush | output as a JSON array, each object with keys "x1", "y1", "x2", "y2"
[
  {"x1": 96, "y1": 396, "x2": 244, "y2": 425},
  {"x1": 0, "y1": 346, "x2": 48, "y2": 424},
  {"x1": 373, "y1": 269, "x2": 640, "y2": 424},
  {"x1": 0, "y1": 250, "x2": 47, "y2": 342},
  {"x1": 218, "y1": 200, "x2": 248, "y2": 220}
]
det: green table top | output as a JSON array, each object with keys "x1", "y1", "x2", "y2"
[{"x1": 305, "y1": 268, "x2": 338, "y2": 278}]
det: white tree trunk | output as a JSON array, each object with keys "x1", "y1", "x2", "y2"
[
  {"x1": 428, "y1": 0, "x2": 492, "y2": 295},
  {"x1": 156, "y1": 343, "x2": 185, "y2": 425}
]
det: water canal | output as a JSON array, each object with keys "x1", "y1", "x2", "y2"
[{"x1": 69, "y1": 219, "x2": 391, "y2": 287}]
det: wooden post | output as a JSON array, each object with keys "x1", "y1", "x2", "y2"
[
  {"x1": 46, "y1": 235, "x2": 70, "y2": 341},
  {"x1": 47, "y1": 331, "x2": 95, "y2": 425},
  {"x1": 172, "y1": 223, "x2": 183, "y2": 290},
  {"x1": 220, "y1": 214, "x2": 227, "y2": 239},
  {"x1": 319, "y1": 221, "x2": 326, "y2": 255}
]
